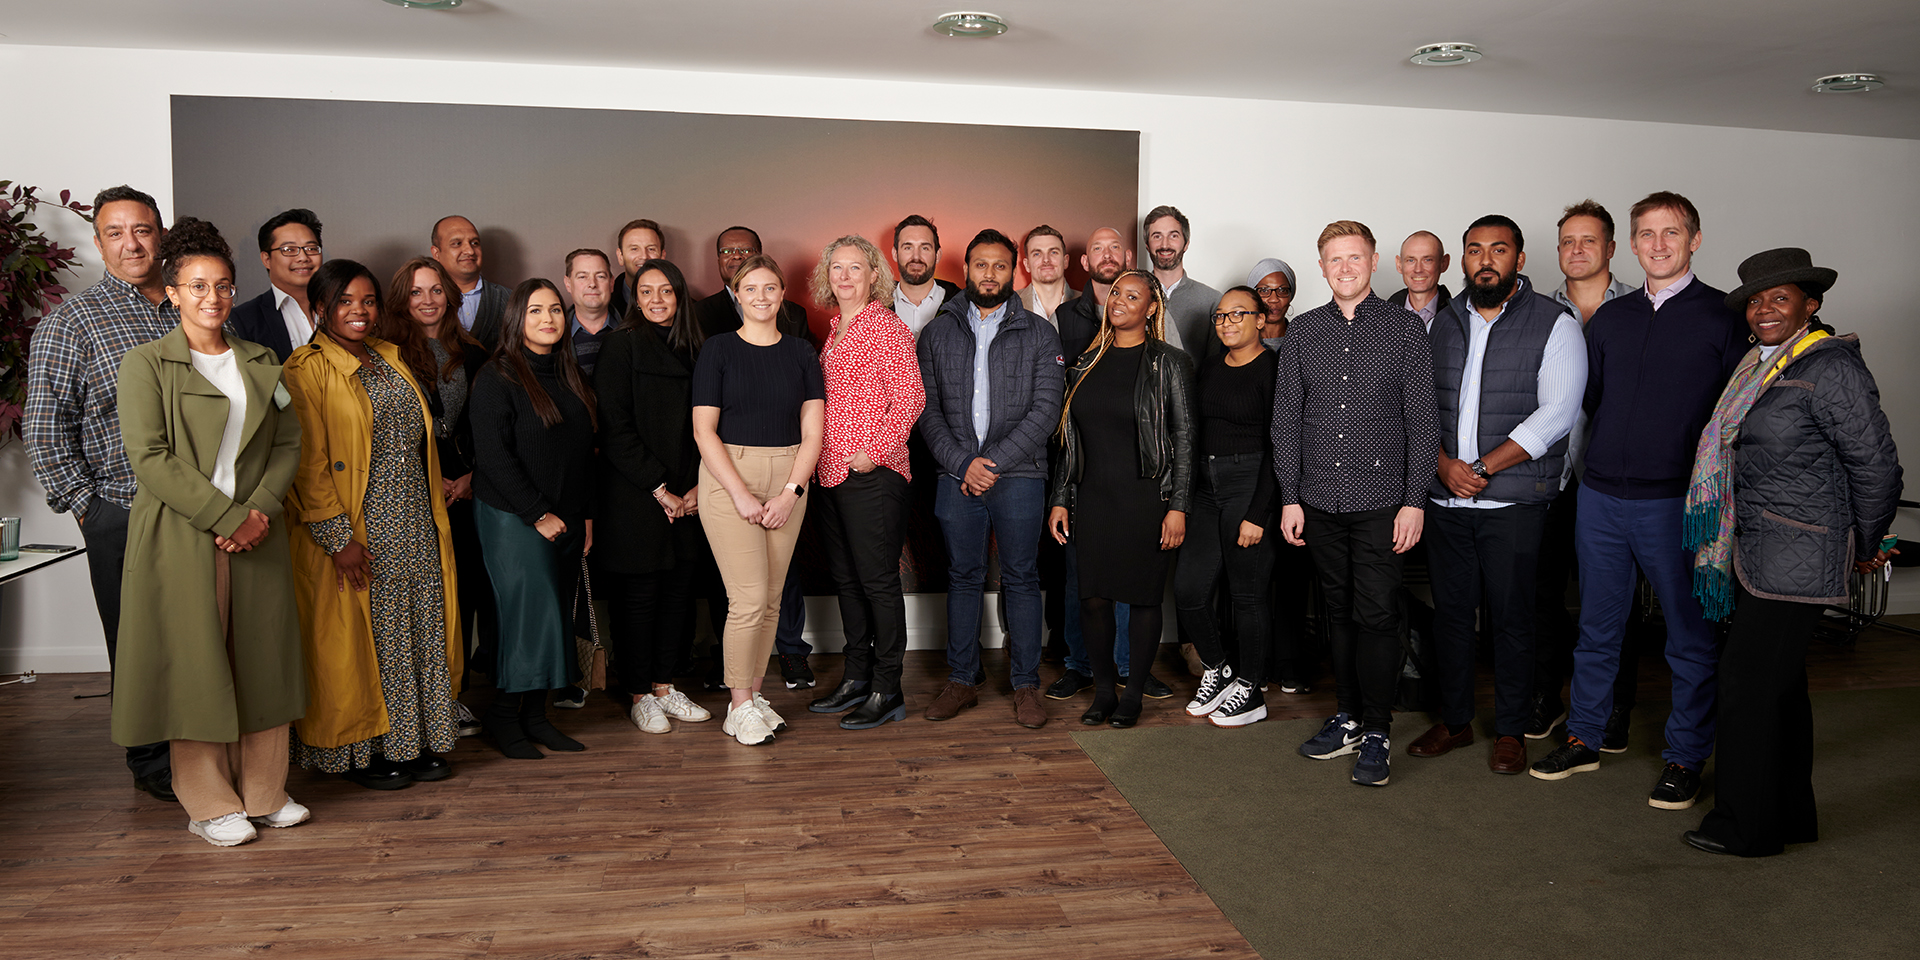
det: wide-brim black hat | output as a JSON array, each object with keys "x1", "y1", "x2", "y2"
[{"x1": 1725, "y1": 247, "x2": 1838, "y2": 311}]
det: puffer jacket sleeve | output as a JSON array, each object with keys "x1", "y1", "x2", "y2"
[{"x1": 1810, "y1": 348, "x2": 1903, "y2": 560}]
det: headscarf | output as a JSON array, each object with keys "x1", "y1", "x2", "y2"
[{"x1": 1246, "y1": 258, "x2": 1295, "y2": 292}]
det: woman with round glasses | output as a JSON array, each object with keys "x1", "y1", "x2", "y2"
[
  {"x1": 113, "y1": 218, "x2": 307, "y2": 846},
  {"x1": 1174, "y1": 287, "x2": 1278, "y2": 726}
]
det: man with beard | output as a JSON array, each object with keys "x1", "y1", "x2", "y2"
[
  {"x1": 1410, "y1": 215, "x2": 1585, "y2": 776},
  {"x1": 915, "y1": 230, "x2": 1064, "y2": 727},
  {"x1": 1054, "y1": 226, "x2": 1134, "y2": 364},
  {"x1": 1144, "y1": 205, "x2": 1219, "y2": 358},
  {"x1": 1387, "y1": 230, "x2": 1453, "y2": 332},
  {"x1": 432, "y1": 214, "x2": 514, "y2": 350},
  {"x1": 229, "y1": 208, "x2": 323, "y2": 361},
  {"x1": 891, "y1": 214, "x2": 960, "y2": 337},
  {"x1": 1017, "y1": 225, "x2": 1077, "y2": 325}
]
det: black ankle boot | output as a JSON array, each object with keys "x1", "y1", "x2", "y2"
[
  {"x1": 519, "y1": 691, "x2": 585, "y2": 752},
  {"x1": 484, "y1": 693, "x2": 543, "y2": 760},
  {"x1": 840, "y1": 691, "x2": 906, "y2": 729},
  {"x1": 809, "y1": 678, "x2": 871, "y2": 713}
]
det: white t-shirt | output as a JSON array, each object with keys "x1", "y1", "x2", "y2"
[{"x1": 189, "y1": 348, "x2": 249, "y2": 499}]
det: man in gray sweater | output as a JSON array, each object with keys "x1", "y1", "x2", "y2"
[{"x1": 1145, "y1": 205, "x2": 1220, "y2": 359}]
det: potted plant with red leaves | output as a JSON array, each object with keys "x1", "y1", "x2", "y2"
[{"x1": 0, "y1": 182, "x2": 93, "y2": 444}]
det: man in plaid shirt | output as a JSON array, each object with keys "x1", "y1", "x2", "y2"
[{"x1": 23, "y1": 185, "x2": 178, "y2": 801}]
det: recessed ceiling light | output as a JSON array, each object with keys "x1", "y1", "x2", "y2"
[
  {"x1": 1409, "y1": 42, "x2": 1483, "y2": 67},
  {"x1": 1811, "y1": 73, "x2": 1885, "y2": 94},
  {"x1": 383, "y1": 0, "x2": 463, "y2": 9},
  {"x1": 933, "y1": 12, "x2": 1010, "y2": 38}
]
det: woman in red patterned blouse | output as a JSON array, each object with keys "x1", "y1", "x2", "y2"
[{"x1": 803, "y1": 235, "x2": 927, "y2": 730}]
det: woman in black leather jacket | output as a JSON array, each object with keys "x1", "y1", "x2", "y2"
[
  {"x1": 1048, "y1": 270, "x2": 1195, "y2": 728},
  {"x1": 1680, "y1": 248, "x2": 1901, "y2": 858}
]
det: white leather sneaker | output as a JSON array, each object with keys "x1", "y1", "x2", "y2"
[
  {"x1": 655, "y1": 686, "x2": 711, "y2": 722},
  {"x1": 189, "y1": 812, "x2": 258, "y2": 847},
  {"x1": 630, "y1": 694, "x2": 671, "y2": 734},
  {"x1": 751, "y1": 691, "x2": 788, "y2": 732},
  {"x1": 247, "y1": 797, "x2": 311, "y2": 828},
  {"x1": 722, "y1": 701, "x2": 775, "y2": 746}
]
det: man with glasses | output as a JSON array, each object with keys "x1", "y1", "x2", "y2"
[
  {"x1": 24, "y1": 185, "x2": 179, "y2": 802},
  {"x1": 432, "y1": 214, "x2": 512, "y2": 350},
  {"x1": 229, "y1": 208, "x2": 322, "y2": 361},
  {"x1": 694, "y1": 225, "x2": 814, "y2": 345},
  {"x1": 1387, "y1": 230, "x2": 1452, "y2": 332}
]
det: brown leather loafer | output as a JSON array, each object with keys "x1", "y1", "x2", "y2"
[
  {"x1": 923, "y1": 681, "x2": 979, "y2": 721},
  {"x1": 1012, "y1": 687, "x2": 1049, "y2": 729},
  {"x1": 1489, "y1": 735, "x2": 1528, "y2": 774},
  {"x1": 1407, "y1": 722, "x2": 1473, "y2": 758}
]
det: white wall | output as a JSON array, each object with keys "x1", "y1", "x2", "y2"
[{"x1": 4, "y1": 43, "x2": 1915, "y2": 672}]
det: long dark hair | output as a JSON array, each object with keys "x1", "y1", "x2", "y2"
[
  {"x1": 620, "y1": 257, "x2": 704, "y2": 356},
  {"x1": 307, "y1": 259, "x2": 383, "y2": 343},
  {"x1": 378, "y1": 256, "x2": 478, "y2": 386},
  {"x1": 490, "y1": 278, "x2": 597, "y2": 430}
]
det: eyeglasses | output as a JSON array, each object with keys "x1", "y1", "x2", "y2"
[
  {"x1": 718, "y1": 247, "x2": 757, "y2": 257},
  {"x1": 1212, "y1": 309, "x2": 1262, "y2": 326},
  {"x1": 1254, "y1": 285, "x2": 1292, "y2": 298},
  {"x1": 180, "y1": 280, "x2": 237, "y2": 300},
  {"x1": 270, "y1": 244, "x2": 322, "y2": 258}
]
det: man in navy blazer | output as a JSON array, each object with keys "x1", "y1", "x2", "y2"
[{"x1": 227, "y1": 208, "x2": 323, "y2": 361}]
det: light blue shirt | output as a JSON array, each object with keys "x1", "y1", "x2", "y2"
[
  {"x1": 1433, "y1": 290, "x2": 1587, "y2": 510},
  {"x1": 457, "y1": 283, "x2": 482, "y2": 331},
  {"x1": 1552, "y1": 275, "x2": 1637, "y2": 487},
  {"x1": 965, "y1": 299, "x2": 1007, "y2": 447}
]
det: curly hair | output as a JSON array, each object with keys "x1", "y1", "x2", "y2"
[
  {"x1": 808, "y1": 235, "x2": 896, "y2": 311},
  {"x1": 157, "y1": 217, "x2": 234, "y2": 287}
]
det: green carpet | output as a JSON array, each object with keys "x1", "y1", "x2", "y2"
[{"x1": 1074, "y1": 687, "x2": 1920, "y2": 960}]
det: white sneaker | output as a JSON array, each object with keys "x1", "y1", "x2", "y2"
[
  {"x1": 750, "y1": 691, "x2": 788, "y2": 732},
  {"x1": 630, "y1": 695, "x2": 671, "y2": 734},
  {"x1": 247, "y1": 797, "x2": 311, "y2": 828},
  {"x1": 189, "y1": 812, "x2": 258, "y2": 847},
  {"x1": 722, "y1": 701, "x2": 775, "y2": 746},
  {"x1": 452, "y1": 700, "x2": 482, "y2": 737},
  {"x1": 655, "y1": 685, "x2": 711, "y2": 722}
]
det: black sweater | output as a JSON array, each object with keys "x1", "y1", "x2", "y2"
[
  {"x1": 471, "y1": 349, "x2": 596, "y2": 527},
  {"x1": 1196, "y1": 349, "x2": 1277, "y2": 525}
]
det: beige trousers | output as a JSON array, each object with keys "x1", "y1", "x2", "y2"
[
  {"x1": 698, "y1": 444, "x2": 806, "y2": 690},
  {"x1": 173, "y1": 550, "x2": 293, "y2": 822}
]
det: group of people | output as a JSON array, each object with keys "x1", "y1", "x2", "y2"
[{"x1": 24, "y1": 186, "x2": 1900, "y2": 861}]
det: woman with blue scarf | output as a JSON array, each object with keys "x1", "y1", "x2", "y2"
[{"x1": 1680, "y1": 248, "x2": 1901, "y2": 857}]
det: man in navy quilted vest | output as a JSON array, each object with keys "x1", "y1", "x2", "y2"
[{"x1": 1410, "y1": 215, "x2": 1586, "y2": 776}]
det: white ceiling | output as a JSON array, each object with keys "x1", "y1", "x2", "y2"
[{"x1": 6, "y1": 0, "x2": 1916, "y2": 139}]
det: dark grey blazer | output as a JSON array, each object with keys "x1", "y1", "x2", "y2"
[{"x1": 466, "y1": 280, "x2": 515, "y2": 352}]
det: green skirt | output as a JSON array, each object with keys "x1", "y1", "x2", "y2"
[{"x1": 474, "y1": 500, "x2": 578, "y2": 693}]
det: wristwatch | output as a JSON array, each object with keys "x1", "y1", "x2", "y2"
[
  {"x1": 1469, "y1": 459, "x2": 1490, "y2": 479},
  {"x1": 784, "y1": 482, "x2": 806, "y2": 499}
]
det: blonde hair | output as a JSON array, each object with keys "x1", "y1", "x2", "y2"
[
  {"x1": 1057, "y1": 269, "x2": 1167, "y2": 440},
  {"x1": 808, "y1": 235, "x2": 896, "y2": 311},
  {"x1": 729, "y1": 253, "x2": 785, "y2": 293},
  {"x1": 1316, "y1": 219, "x2": 1377, "y2": 254}
]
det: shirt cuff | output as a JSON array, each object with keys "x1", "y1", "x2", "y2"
[{"x1": 307, "y1": 514, "x2": 354, "y2": 555}]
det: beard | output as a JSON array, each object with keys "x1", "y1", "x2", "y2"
[
  {"x1": 1150, "y1": 247, "x2": 1182, "y2": 271},
  {"x1": 1088, "y1": 258, "x2": 1124, "y2": 285},
  {"x1": 966, "y1": 280, "x2": 1015, "y2": 310},
  {"x1": 1467, "y1": 269, "x2": 1518, "y2": 309},
  {"x1": 899, "y1": 258, "x2": 936, "y2": 286}
]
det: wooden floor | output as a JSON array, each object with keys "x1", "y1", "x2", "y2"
[{"x1": 3, "y1": 621, "x2": 1915, "y2": 959}]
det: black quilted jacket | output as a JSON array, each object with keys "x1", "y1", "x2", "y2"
[{"x1": 1731, "y1": 333, "x2": 1903, "y2": 603}]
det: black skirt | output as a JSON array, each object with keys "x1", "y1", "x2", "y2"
[{"x1": 1072, "y1": 344, "x2": 1172, "y2": 605}]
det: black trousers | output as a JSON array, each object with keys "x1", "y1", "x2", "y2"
[
  {"x1": 1304, "y1": 505, "x2": 1405, "y2": 733},
  {"x1": 815, "y1": 467, "x2": 912, "y2": 695},
  {"x1": 77, "y1": 501, "x2": 169, "y2": 778},
  {"x1": 1174, "y1": 454, "x2": 1275, "y2": 686},
  {"x1": 1427, "y1": 502, "x2": 1548, "y2": 738},
  {"x1": 1269, "y1": 539, "x2": 1317, "y2": 686},
  {"x1": 603, "y1": 564, "x2": 696, "y2": 696},
  {"x1": 1697, "y1": 586, "x2": 1826, "y2": 856},
  {"x1": 445, "y1": 498, "x2": 500, "y2": 681}
]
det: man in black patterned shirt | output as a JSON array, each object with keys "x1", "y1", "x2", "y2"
[{"x1": 1271, "y1": 220, "x2": 1439, "y2": 787}]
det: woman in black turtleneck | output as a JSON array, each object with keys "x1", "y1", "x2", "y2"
[{"x1": 469, "y1": 279, "x2": 597, "y2": 759}]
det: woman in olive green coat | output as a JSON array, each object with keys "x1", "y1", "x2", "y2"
[{"x1": 112, "y1": 218, "x2": 307, "y2": 847}]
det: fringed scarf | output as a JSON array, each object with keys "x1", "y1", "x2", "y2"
[{"x1": 1682, "y1": 326, "x2": 1828, "y2": 620}]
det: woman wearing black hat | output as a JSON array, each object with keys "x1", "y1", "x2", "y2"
[{"x1": 1679, "y1": 247, "x2": 1901, "y2": 857}]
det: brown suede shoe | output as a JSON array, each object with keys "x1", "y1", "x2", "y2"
[
  {"x1": 1012, "y1": 687, "x2": 1048, "y2": 729},
  {"x1": 924, "y1": 681, "x2": 979, "y2": 721},
  {"x1": 1489, "y1": 735, "x2": 1528, "y2": 775},
  {"x1": 1407, "y1": 722, "x2": 1474, "y2": 758}
]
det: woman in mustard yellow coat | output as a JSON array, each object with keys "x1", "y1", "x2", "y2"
[{"x1": 283, "y1": 259, "x2": 463, "y2": 790}]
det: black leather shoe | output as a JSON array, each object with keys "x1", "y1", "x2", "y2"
[
  {"x1": 1108, "y1": 700, "x2": 1143, "y2": 728},
  {"x1": 1045, "y1": 670, "x2": 1093, "y2": 700},
  {"x1": 809, "y1": 679, "x2": 871, "y2": 713},
  {"x1": 1079, "y1": 704, "x2": 1111, "y2": 725},
  {"x1": 1140, "y1": 674, "x2": 1174, "y2": 700},
  {"x1": 132, "y1": 771, "x2": 177, "y2": 803},
  {"x1": 343, "y1": 758, "x2": 414, "y2": 790},
  {"x1": 1524, "y1": 690, "x2": 1567, "y2": 740},
  {"x1": 403, "y1": 754, "x2": 452, "y2": 782},
  {"x1": 1683, "y1": 830, "x2": 1733, "y2": 855},
  {"x1": 840, "y1": 692, "x2": 906, "y2": 730},
  {"x1": 1601, "y1": 704, "x2": 1631, "y2": 753}
]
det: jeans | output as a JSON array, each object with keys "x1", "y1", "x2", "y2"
[
  {"x1": 1062, "y1": 542, "x2": 1130, "y2": 678},
  {"x1": 79, "y1": 500, "x2": 170, "y2": 778},
  {"x1": 1174, "y1": 454, "x2": 1275, "y2": 686},
  {"x1": 816, "y1": 467, "x2": 912, "y2": 695},
  {"x1": 936, "y1": 474, "x2": 1046, "y2": 689},
  {"x1": 1303, "y1": 505, "x2": 1406, "y2": 734},
  {"x1": 1568, "y1": 485, "x2": 1719, "y2": 767},
  {"x1": 1426, "y1": 502, "x2": 1548, "y2": 738}
]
